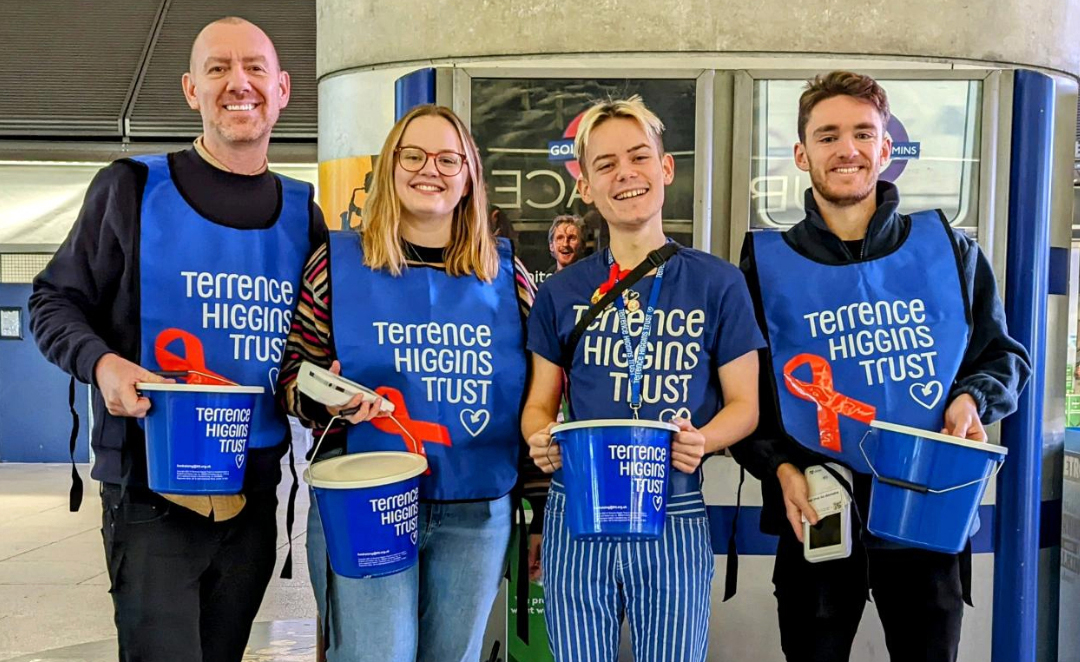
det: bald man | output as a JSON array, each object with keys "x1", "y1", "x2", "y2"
[{"x1": 30, "y1": 17, "x2": 325, "y2": 662}]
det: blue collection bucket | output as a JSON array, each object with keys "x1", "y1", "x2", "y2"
[
  {"x1": 863, "y1": 420, "x2": 1007, "y2": 553},
  {"x1": 305, "y1": 452, "x2": 428, "y2": 578},
  {"x1": 137, "y1": 383, "x2": 262, "y2": 495},
  {"x1": 553, "y1": 419, "x2": 677, "y2": 541}
]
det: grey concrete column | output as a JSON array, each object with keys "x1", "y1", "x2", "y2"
[{"x1": 317, "y1": 0, "x2": 1080, "y2": 79}]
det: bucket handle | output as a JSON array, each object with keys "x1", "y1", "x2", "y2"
[
  {"x1": 308, "y1": 412, "x2": 423, "y2": 466},
  {"x1": 858, "y1": 430, "x2": 1005, "y2": 495},
  {"x1": 310, "y1": 414, "x2": 344, "y2": 462}
]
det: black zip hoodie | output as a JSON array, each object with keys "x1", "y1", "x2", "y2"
[{"x1": 732, "y1": 181, "x2": 1032, "y2": 536}]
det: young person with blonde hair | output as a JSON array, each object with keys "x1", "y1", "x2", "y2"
[
  {"x1": 279, "y1": 104, "x2": 544, "y2": 662},
  {"x1": 522, "y1": 95, "x2": 763, "y2": 661}
]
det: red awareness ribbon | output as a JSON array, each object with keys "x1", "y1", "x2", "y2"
[
  {"x1": 593, "y1": 263, "x2": 632, "y2": 300},
  {"x1": 370, "y1": 387, "x2": 452, "y2": 458},
  {"x1": 154, "y1": 328, "x2": 235, "y2": 385},
  {"x1": 782, "y1": 353, "x2": 876, "y2": 453}
]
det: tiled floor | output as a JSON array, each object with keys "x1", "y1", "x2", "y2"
[{"x1": 0, "y1": 463, "x2": 318, "y2": 661}]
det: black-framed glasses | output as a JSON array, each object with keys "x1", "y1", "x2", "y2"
[{"x1": 395, "y1": 147, "x2": 467, "y2": 177}]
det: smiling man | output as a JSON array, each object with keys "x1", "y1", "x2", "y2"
[
  {"x1": 29, "y1": 17, "x2": 325, "y2": 662},
  {"x1": 732, "y1": 71, "x2": 1031, "y2": 662},
  {"x1": 545, "y1": 214, "x2": 585, "y2": 274},
  {"x1": 521, "y1": 95, "x2": 763, "y2": 662}
]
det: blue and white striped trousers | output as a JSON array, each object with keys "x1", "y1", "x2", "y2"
[{"x1": 541, "y1": 484, "x2": 714, "y2": 662}]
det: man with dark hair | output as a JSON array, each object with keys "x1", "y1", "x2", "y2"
[
  {"x1": 30, "y1": 17, "x2": 324, "y2": 662},
  {"x1": 734, "y1": 71, "x2": 1030, "y2": 661}
]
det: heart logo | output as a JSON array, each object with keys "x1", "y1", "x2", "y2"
[
  {"x1": 410, "y1": 531, "x2": 418, "y2": 545},
  {"x1": 909, "y1": 381, "x2": 944, "y2": 410},
  {"x1": 659, "y1": 407, "x2": 691, "y2": 422},
  {"x1": 652, "y1": 496, "x2": 664, "y2": 511},
  {"x1": 267, "y1": 367, "x2": 280, "y2": 395},
  {"x1": 460, "y1": 409, "x2": 490, "y2": 437},
  {"x1": 235, "y1": 454, "x2": 245, "y2": 468}
]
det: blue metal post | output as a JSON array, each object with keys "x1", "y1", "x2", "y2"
[
  {"x1": 994, "y1": 69, "x2": 1054, "y2": 662},
  {"x1": 395, "y1": 68, "x2": 437, "y2": 121}
]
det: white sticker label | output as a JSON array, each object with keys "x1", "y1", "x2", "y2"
[{"x1": 805, "y1": 464, "x2": 852, "y2": 518}]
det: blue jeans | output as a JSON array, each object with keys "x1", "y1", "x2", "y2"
[{"x1": 307, "y1": 490, "x2": 512, "y2": 662}]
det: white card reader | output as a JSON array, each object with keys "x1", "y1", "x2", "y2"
[
  {"x1": 297, "y1": 361, "x2": 395, "y2": 414},
  {"x1": 803, "y1": 463, "x2": 853, "y2": 564}
]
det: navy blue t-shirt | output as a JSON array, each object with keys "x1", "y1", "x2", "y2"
[{"x1": 528, "y1": 245, "x2": 765, "y2": 496}]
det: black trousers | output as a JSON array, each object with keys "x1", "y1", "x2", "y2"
[
  {"x1": 773, "y1": 526, "x2": 965, "y2": 662},
  {"x1": 101, "y1": 485, "x2": 278, "y2": 662}
]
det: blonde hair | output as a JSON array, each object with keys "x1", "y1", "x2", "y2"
[
  {"x1": 360, "y1": 105, "x2": 498, "y2": 282},
  {"x1": 573, "y1": 95, "x2": 666, "y2": 179}
]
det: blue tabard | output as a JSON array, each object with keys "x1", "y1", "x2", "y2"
[
  {"x1": 328, "y1": 232, "x2": 527, "y2": 501},
  {"x1": 136, "y1": 154, "x2": 312, "y2": 450},
  {"x1": 751, "y1": 210, "x2": 970, "y2": 473}
]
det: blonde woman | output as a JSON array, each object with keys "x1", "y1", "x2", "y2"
[{"x1": 279, "y1": 105, "x2": 543, "y2": 662}]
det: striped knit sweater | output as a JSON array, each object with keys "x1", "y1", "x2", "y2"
[{"x1": 278, "y1": 239, "x2": 551, "y2": 506}]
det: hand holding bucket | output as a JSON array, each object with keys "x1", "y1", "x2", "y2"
[
  {"x1": 95, "y1": 354, "x2": 172, "y2": 418},
  {"x1": 860, "y1": 419, "x2": 1007, "y2": 553},
  {"x1": 553, "y1": 419, "x2": 677, "y2": 542},
  {"x1": 940, "y1": 393, "x2": 987, "y2": 441},
  {"x1": 527, "y1": 422, "x2": 561, "y2": 474},
  {"x1": 670, "y1": 418, "x2": 706, "y2": 473}
]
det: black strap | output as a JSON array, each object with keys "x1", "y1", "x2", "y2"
[
  {"x1": 511, "y1": 490, "x2": 530, "y2": 643},
  {"x1": 819, "y1": 463, "x2": 871, "y2": 601},
  {"x1": 960, "y1": 539, "x2": 973, "y2": 606},
  {"x1": 67, "y1": 377, "x2": 83, "y2": 512},
  {"x1": 722, "y1": 466, "x2": 745, "y2": 601},
  {"x1": 324, "y1": 549, "x2": 335, "y2": 651},
  {"x1": 559, "y1": 242, "x2": 680, "y2": 368},
  {"x1": 279, "y1": 439, "x2": 299, "y2": 579}
]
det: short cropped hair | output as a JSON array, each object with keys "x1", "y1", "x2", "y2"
[
  {"x1": 797, "y1": 71, "x2": 890, "y2": 143},
  {"x1": 573, "y1": 95, "x2": 665, "y2": 178}
]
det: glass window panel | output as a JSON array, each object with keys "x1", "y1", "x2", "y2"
[
  {"x1": 470, "y1": 78, "x2": 696, "y2": 283},
  {"x1": 749, "y1": 79, "x2": 981, "y2": 236}
]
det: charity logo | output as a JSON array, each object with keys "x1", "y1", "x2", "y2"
[
  {"x1": 881, "y1": 115, "x2": 921, "y2": 182},
  {"x1": 460, "y1": 408, "x2": 491, "y2": 437},
  {"x1": 548, "y1": 111, "x2": 587, "y2": 180},
  {"x1": 785, "y1": 297, "x2": 945, "y2": 451},
  {"x1": 372, "y1": 320, "x2": 494, "y2": 445},
  {"x1": 660, "y1": 407, "x2": 692, "y2": 422},
  {"x1": 784, "y1": 353, "x2": 876, "y2": 452},
  {"x1": 909, "y1": 381, "x2": 944, "y2": 410},
  {"x1": 370, "y1": 387, "x2": 452, "y2": 464}
]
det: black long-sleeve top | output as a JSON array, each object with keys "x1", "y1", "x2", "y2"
[
  {"x1": 731, "y1": 182, "x2": 1032, "y2": 535},
  {"x1": 28, "y1": 148, "x2": 327, "y2": 491}
]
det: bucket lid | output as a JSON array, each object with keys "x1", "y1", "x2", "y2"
[
  {"x1": 552, "y1": 419, "x2": 680, "y2": 435},
  {"x1": 136, "y1": 382, "x2": 264, "y2": 394},
  {"x1": 304, "y1": 451, "x2": 428, "y2": 489},
  {"x1": 870, "y1": 420, "x2": 1008, "y2": 456}
]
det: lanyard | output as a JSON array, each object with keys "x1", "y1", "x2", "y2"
[{"x1": 607, "y1": 247, "x2": 667, "y2": 418}]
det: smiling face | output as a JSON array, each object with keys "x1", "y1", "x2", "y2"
[
  {"x1": 795, "y1": 94, "x2": 891, "y2": 207},
  {"x1": 577, "y1": 117, "x2": 674, "y2": 231},
  {"x1": 393, "y1": 115, "x2": 471, "y2": 224},
  {"x1": 550, "y1": 222, "x2": 582, "y2": 269},
  {"x1": 182, "y1": 20, "x2": 290, "y2": 154}
]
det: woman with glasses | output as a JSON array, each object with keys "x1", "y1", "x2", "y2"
[{"x1": 279, "y1": 105, "x2": 543, "y2": 662}]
